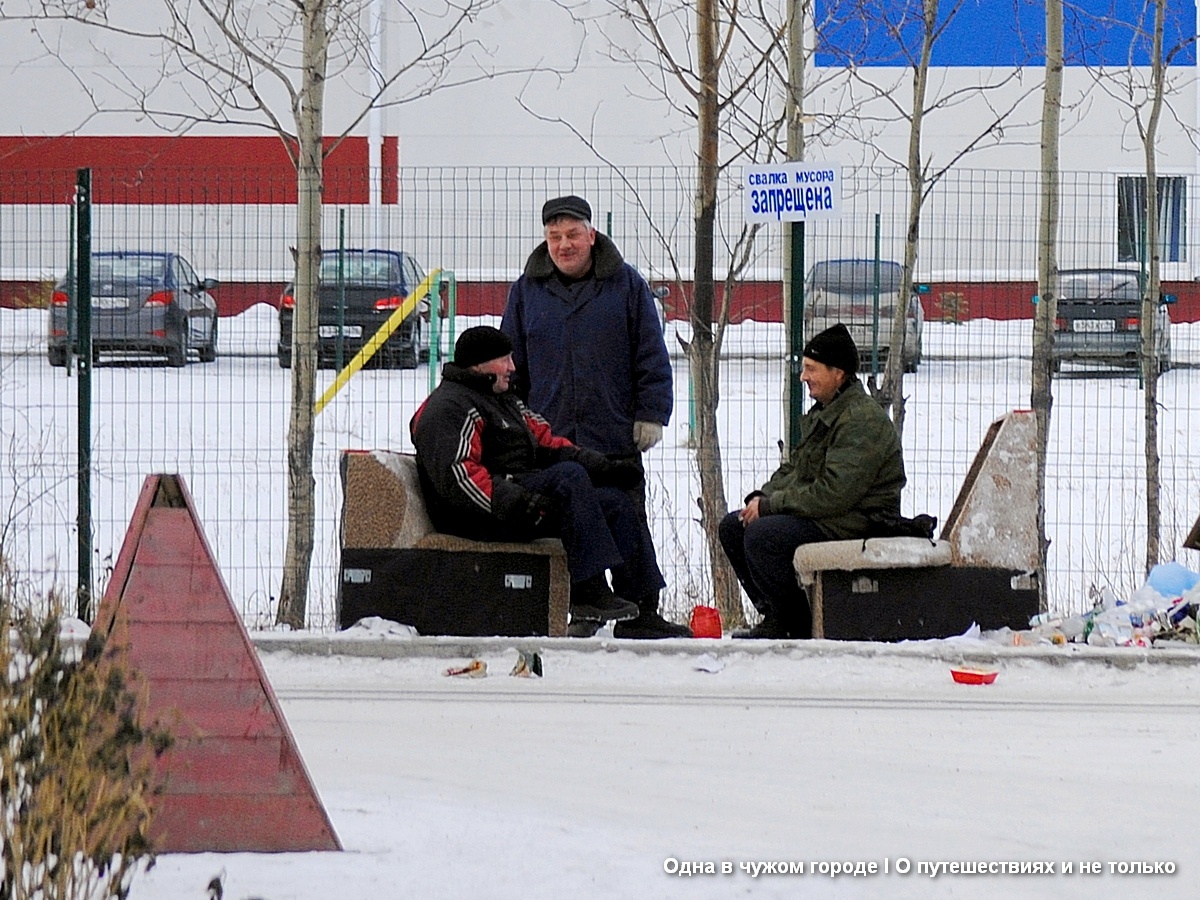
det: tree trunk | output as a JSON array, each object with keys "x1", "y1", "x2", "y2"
[
  {"x1": 1140, "y1": 0, "x2": 1166, "y2": 573},
  {"x1": 693, "y1": 0, "x2": 741, "y2": 626},
  {"x1": 879, "y1": 0, "x2": 936, "y2": 436},
  {"x1": 277, "y1": 0, "x2": 329, "y2": 629},
  {"x1": 1032, "y1": 0, "x2": 1063, "y2": 614}
]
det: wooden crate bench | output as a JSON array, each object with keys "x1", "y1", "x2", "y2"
[
  {"x1": 338, "y1": 449, "x2": 569, "y2": 637},
  {"x1": 792, "y1": 411, "x2": 1042, "y2": 641}
]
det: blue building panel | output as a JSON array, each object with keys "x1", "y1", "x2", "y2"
[{"x1": 815, "y1": 1, "x2": 1196, "y2": 68}]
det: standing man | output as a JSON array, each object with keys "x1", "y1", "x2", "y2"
[
  {"x1": 719, "y1": 324, "x2": 906, "y2": 639},
  {"x1": 501, "y1": 195, "x2": 689, "y2": 638},
  {"x1": 411, "y1": 326, "x2": 665, "y2": 626}
]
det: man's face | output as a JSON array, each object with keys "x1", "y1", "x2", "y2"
[
  {"x1": 473, "y1": 353, "x2": 516, "y2": 394},
  {"x1": 800, "y1": 357, "x2": 845, "y2": 405},
  {"x1": 545, "y1": 217, "x2": 596, "y2": 278}
]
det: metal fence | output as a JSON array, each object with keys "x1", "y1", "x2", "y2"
[{"x1": 1, "y1": 165, "x2": 1198, "y2": 627}]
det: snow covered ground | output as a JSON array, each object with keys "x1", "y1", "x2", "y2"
[{"x1": 122, "y1": 633, "x2": 1200, "y2": 900}]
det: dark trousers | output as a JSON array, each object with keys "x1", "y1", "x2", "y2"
[
  {"x1": 518, "y1": 462, "x2": 665, "y2": 601},
  {"x1": 719, "y1": 511, "x2": 826, "y2": 638}
]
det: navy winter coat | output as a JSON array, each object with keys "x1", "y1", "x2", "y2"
[{"x1": 501, "y1": 233, "x2": 673, "y2": 456}]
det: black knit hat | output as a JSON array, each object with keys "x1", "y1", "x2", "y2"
[
  {"x1": 542, "y1": 195, "x2": 592, "y2": 225},
  {"x1": 802, "y1": 323, "x2": 859, "y2": 376},
  {"x1": 454, "y1": 326, "x2": 513, "y2": 368}
]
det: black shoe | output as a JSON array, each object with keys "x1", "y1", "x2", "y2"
[
  {"x1": 570, "y1": 576, "x2": 640, "y2": 623},
  {"x1": 614, "y1": 608, "x2": 694, "y2": 639},
  {"x1": 732, "y1": 616, "x2": 790, "y2": 639}
]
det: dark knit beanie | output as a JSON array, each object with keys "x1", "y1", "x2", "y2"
[
  {"x1": 454, "y1": 326, "x2": 513, "y2": 368},
  {"x1": 542, "y1": 195, "x2": 592, "y2": 224},
  {"x1": 802, "y1": 323, "x2": 859, "y2": 376}
]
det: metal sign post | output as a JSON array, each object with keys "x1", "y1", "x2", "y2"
[{"x1": 743, "y1": 161, "x2": 842, "y2": 446}]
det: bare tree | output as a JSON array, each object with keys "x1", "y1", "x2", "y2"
[
  {"x1": 818, "y1": 0, "x2": 1040, "y2": 432},
  {"x1": 5, "y1": 0, "x2": 534, "y2": 626},
  {"x1": 1033, "y1": 0, "x2": 1063, "y2": 614},
  {"x1": 1075, "y1": 0, "x2": 1196, "y2": 574}
]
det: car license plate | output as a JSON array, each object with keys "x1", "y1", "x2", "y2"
[
  {"x1": 319, "y1": 325, "x2": 362, "y2": 338},
  {"x1": 92, "y1": 296, "x2": 129, "y2": 310},
  {"x1": 1073, "y1": 319, "x2": 1116, "y2": 333}
]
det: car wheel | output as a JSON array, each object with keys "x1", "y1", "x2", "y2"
[
  {"x1": 166, "y1": 325, "x2": 187, "y2": 368},
  {"x1": 48, "y1": 345, "x2": 67, "y2": 367},
  {"x1": 199, "y1": 317, "x2": 218, "y2": 363}
]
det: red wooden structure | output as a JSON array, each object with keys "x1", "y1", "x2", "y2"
[{"x1": 91, "y1": 473, "x2": 341, "y2": 853}]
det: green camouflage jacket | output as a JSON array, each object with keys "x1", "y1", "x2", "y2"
[{"x1": 754, "y1": 379, "x2": 906, "y2": 539}]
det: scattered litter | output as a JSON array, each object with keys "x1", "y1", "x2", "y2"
[
  {"x1": 443, "y1": 660, "x2": 488, "y2": 678},
  {"x1": 693, "y1": 653, "x2": 725, "y2": 674},
  {"x1": 998, "y1": 564, "x2": 1200, "y2": 649},
  {"x1": 510, "y1": 650, "x2": 543, "y2": 678},
  {"x1": 950, "y1": 667, "x2": 998, "y2": 685}
]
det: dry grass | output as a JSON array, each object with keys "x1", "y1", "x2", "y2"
[{"x1": 0, "y1": 563, "x2": 172, "y2": 900}]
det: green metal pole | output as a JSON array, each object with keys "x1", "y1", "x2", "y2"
[
  {"x1": 336, "y1": 211, "x2": 345, "y2": 372},
  {"x1": 75, "y1": 168, "x2": 93, "y2": 622},
  {"x1": 787, "y1": 221, "x2": 806, "y2": 443},
  {"x1": 872, "y1": 213, "x2": 881, "y2": 377},
  {"x1": 428, "y1": 270, "x2": 442, "y2": 395}
]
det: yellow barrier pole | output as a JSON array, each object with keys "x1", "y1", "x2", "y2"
[{"x1": 314, "y1": 268, "x2": 442, "y2": 416}]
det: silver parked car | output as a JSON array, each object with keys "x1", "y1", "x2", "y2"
[
  {"x1": 1052, "y1": 268, "x2": 1173, "y2": 374},
  {"x1": 804, "y1": 259, "x2": 923, "y2": 373},
  {"x1": 48, "y1": 251, "x2": 219, "y2": 367}
]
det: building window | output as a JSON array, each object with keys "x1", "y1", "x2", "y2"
[{"x1": 1117, "y1": 175, "x2": 1187, "y2": 263}]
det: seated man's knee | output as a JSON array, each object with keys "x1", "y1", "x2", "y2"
[
  {"x1": 742, "y1": 518, "x2": 792, "y2": 562},
  {"x1": 718, "y1": 511, "x2": 744, "y2": 549}
]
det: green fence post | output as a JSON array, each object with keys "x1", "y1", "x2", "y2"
[
  {"x1": 787, "y1": 221, "x2": 806, "y2": 445},
  {"x1": 336, "y1": 211, "x2": 346, "y2": 373},
  {"x1": 75, "y1": 168, "x2": 93, "y2": 622}
]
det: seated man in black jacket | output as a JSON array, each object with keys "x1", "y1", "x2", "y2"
[{"x1": 410, "y1": 326, "x2": 665, "y2": 626}]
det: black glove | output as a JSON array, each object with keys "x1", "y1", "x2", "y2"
[
  {"x1": 589, "y1": 456, "x2": 644, "y2": 490},
  {"x1": 513, "y1": 490, "x2": 559, "y2": 531}
]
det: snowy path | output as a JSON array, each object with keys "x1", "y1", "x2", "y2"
[{"x1": 129, "y1": 642, "x2": 1200, "y2": 900}]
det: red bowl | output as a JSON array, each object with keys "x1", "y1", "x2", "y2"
[{"x1": 950, "y1": 667, "x2": 998, "y2": 685}]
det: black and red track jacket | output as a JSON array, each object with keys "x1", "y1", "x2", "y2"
[{"x1": 409, "y1": 362, "x2": 594, "y2": 539}]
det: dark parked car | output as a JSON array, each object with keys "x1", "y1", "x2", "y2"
[
  {"x1": 1052, "y1": 268, "x2": 1173, "y2": 373},
  {"x1": 277, "y1": 249, "x2": 430, "y2": 369},
  {"x1": 804, "y1": 259, "x2": 924, "y2": 373},
  {"x1": 48, "y1": 251, "x2": 219, "y2": 367}
]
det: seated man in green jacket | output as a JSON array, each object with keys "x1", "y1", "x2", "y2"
[{"x1": 719, "y1": 323, "x2": 906, "y2": 639}]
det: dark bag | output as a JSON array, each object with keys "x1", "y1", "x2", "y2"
[{"x1": 863, "y1": 511, "x2": 938, "y2": 543}]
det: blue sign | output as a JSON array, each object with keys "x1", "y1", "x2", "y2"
[{"x1": 815, "y1": 0, "x2": 1197, "y2": 68}]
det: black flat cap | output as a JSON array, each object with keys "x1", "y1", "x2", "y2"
[{"x1": 541, "y1": 195, "x2": 592, "y2": 225}]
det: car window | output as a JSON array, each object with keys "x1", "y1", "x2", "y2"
[
  {"x1": 1057, "y1": 271, "x2": 1141, "y2": 301},
  {"x1": 404, "y1": 255, "x2": 425, "y2": 292},
  {"x1": 94, "y1": 256, "x2": 165, "y2": 285},
  {"x1": 808, "y1": 260, "x2": 903, "y2": 295},
  {"x1": 177, "y1": 256, "x2": 199, "y2": 288},
  {"x1": 320, "y1": 252, "x2": 397, "y2": 285}
]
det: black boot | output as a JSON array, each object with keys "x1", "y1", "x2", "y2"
[
  {"x1": 613, "y1": 595, "x2": 694, "y2": 639},
  {"x1": 570, "y1": 575, "x2": 640, "y2": 623},
  {"x1": 732, "y1": 614, "x2": 790, "y2": 639}
]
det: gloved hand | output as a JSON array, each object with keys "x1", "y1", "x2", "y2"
[
  {"x1": 590, "y1": 456, "x2": 644, "y2": 490},
  {"x1": 633, "y1": 420, "x2": 664, "y2": 452},
  {"x1": 514, "y1": 490, "x2": 559, "y2": 530}
]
